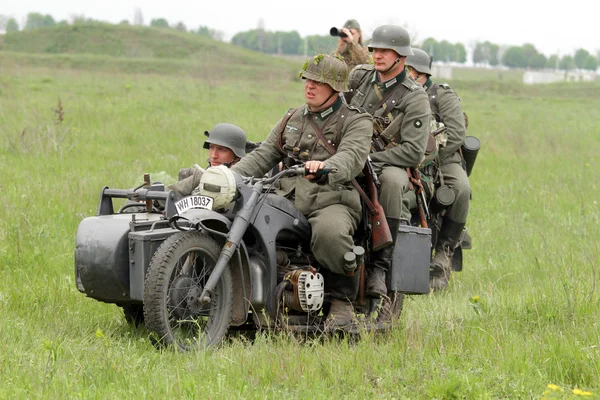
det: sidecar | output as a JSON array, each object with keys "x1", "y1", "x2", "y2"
[{"x1": 74, "y1": 182, "x2": 183, "y2": 321}]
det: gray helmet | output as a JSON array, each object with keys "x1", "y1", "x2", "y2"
[
  {"x1": 368, "y1": 25, "x2": 413, "y2": 57},
  {"x1": 299, "y1": 54, "x2": 349, "y2": 92},
  {"x1": 343, "y1": 19, "x2": 361, "y2": 31},
  {"x1": 405, "y1": 48, "x2": 433, "y2": 75},
  {"x1": 203, "y1": 123, "x2": 247, "y2": 158}
]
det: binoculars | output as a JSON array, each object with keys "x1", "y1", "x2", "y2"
[{"x1": 329, "y1": 27, "x2": 348, "y2": 38}]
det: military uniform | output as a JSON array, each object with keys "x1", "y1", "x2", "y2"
[
  {"x1": 347, "y1": 65, "x2": 431, "y2": 221},
  {"x1": 337, "y1": 42, "x2": 370, "y2": 70},
  {"x1": 232, "y1": 97, "x2": 372, "y2": 280},
  {"x1": 425, "y1": 80, "x2": 471, "y2": 225}
]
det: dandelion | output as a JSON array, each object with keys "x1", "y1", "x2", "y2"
[
  {"x1": 547, "y1": 384, "x2": 562, "y2": 392},
  {"x1": 572, "y1": 388, "x2": 593, "y2": 396},
  {"x1": 469, "y1": 296, "x2": 480, "y2": 303}
]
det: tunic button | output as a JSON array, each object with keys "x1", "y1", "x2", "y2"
[
  {"x1": 368, "y1": 103, "x2": 372, "y2": 107},
  {"x1": 308, "y1": 134, "x2": 312, "y2": 139}
]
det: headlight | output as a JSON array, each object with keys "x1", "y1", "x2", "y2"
[{"x1": 196, "y1": 165, "x2": 237, "y2": 209}]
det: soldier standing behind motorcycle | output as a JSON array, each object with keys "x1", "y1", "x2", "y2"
[
  {"x1": 405, "y1": 48, "x2": 471, "y2": 291},
  {"x1": 169, "y1": 123, "x2": 247, "y2": 196},
  {"x1": 231, "y1": 54, "x2": 373, "y2": 328},
  {"x1": 334, "y1": 19, "x2": 370, "y2": 69},
  {"x1": 345, "y1": 25, "x2": 431, "y2": 299}
]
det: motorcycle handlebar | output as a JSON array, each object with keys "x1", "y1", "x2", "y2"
[{"x1": 255, "y1": 165, "x2": 338, "y2": 185}]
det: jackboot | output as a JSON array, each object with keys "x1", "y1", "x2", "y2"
[
  {"x1": 429, "y1": 218, "x2": 465, "y2": 291},
  {"x1": 366, "y1": 217, "x2": 401, "y2": 297},
  {"x1": 325, "y1": 273, "x2": 359, "y2": 329}
]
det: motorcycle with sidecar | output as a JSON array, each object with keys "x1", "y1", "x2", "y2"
[{"x1": 74, "y1": 165, "x2": 431, "y2": 350}]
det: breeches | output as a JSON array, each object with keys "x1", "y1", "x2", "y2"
[
  {"x1": 308, "y1": 204, "x2": 360, "y2": 275},
  {"x1": 378, "y1": 166, "x2": 411, "y2": 221}
]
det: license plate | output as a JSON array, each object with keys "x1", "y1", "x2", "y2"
[{"x1": 174, "y1": 195, "x2": 214, "y2": 213}]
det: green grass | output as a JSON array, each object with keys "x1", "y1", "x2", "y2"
[{"x1": 1, "y1": 50, "x2": 599, "y2": 399}]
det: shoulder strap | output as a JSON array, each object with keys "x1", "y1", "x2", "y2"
[
  {"x1": 276, "y1": 108, "x2": 298, "y2": 155},
  {"x1": 307, "y1": 117, "x2": 377, "y2": 215}
]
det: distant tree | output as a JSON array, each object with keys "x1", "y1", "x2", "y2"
[
  {"x1": 437, "y1": 40, "x2": 453, "y2": 62},
  {"x1": 133, "y1": 7, "x2": 144, "y2": 26},
  {"x1": 275, "y1": 31, "x2": 302, "y2": 55},
  {"x1": 150, "y1": 18, "x2": 169, "y2": 28},
  {"x1": 529, "y1": 53, "x2": 547, "y2": 69},
  {"x1": 303, "y1": 34, "x2": 337, "y2": 56},
  {"x1": 573, "y1": 48, "x2": 591, "y2": 69},
  {"x1": 582, "y1": 55, "x2": 598, "y2": 71},
  {"x1": 421, "y1": 38, "x2": 439, "y2": 60},
  {"x1": 56, "y1": 20, "x2": 69, "y2": 27},
  {"x1": 173, "y1": 22, "x2": 186, "y2": 32},
  {"x1": 25, "y1": 12, "x2": 55, "y2": 30},
  {"x1": 521, "y1": 43, "x2": 540, "y2": 67},
  {"x1": 0, "y1": 15, "x2": 6, "y2": 31},
  {"x1": 195, "y1": 25, "x2": 224, "y2": 41},
  {"x1": 453, "y1": 43, "x2": 467, "y2": 63},
  {"x1": 545, "y1": 54, "x2": 559, "y2": 69},
  {"x1": 472, "y1": 41, "x2": 499, "y2": 66},
  {"x1": 559, "y1": 55, "x2": 575, "y2": 71},
  {"x1": 119, "y1": 20, "x2": 130, "y2": 25},
  {"x1": 6, "y1": 17, "x2": 19, "y2": 32},
  {"x1": 502, "y1": 46, "x2": 527, "y2": 68}
]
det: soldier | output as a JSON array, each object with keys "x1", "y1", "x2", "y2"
[
  {"x1": 231, "y1": 54, "x2": 373, "y2": 328},
  {"x1": 405, "y1": 48, "x2": 471, "y2": 291},
  {"x1": 345, "y1": 25, "x2": 431, "y2": 298},
  {"x1": 335, "y1": 19, "x2": 370, "y2": 69},
  {"x1": 170, "y1": 123, "x2": 247, "y2": 196}
]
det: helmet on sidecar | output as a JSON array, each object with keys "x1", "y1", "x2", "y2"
[{"x1": 196, "y1": 165, "x2": 237, "y2": 209}]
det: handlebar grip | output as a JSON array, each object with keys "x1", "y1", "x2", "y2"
[{"x1": 307, "y1": 167, "x2": 338, "y2": 176}]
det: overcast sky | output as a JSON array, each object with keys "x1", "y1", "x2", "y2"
[{"x1": 3, "y1": 0, "x2": 598, "y2": 57}]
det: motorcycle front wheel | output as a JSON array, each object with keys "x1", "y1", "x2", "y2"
[{"x1": 143, "y1": 231, "x2": 232, "y2": 351}]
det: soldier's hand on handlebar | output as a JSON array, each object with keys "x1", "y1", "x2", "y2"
[{"x1": 304, "y1": 161, "x2": 326, "y2": 181}]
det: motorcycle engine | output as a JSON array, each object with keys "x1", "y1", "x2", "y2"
[{"x1": 281, "y1": 269, "x2": 324, "y2": 312}]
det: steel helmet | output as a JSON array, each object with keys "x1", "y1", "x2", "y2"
[
  {"x1": 203, "y1": 123, "x2": 247, "y2": 158},
  {"x1": 368, "y1": 25, "x2": 413, "y2": 57},
  {"x1": 343, "y1": 19, "x2": 361, "y2": 31},
  {"x1": 299, "y1": 54, "x2": 349, "y2": 92},
  {"x1": 405, "y1": 48, "x2": 433, "y2": 75}
]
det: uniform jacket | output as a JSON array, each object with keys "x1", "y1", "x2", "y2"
[
  {"x1": 336, "y1": 41, "x2": 370, "y2": 70},
  {"x1": 232, "y1": 97, "x2": 373, "y2": 216},
  {"x1": 426, "y1": 81, "x2": 467, "y2": 165},
  {"x1": 346, "y1": 64, "x2": 430, "y2": 168}
]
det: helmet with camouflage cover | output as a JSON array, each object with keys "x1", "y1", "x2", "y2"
[
  {"x1": 368, "y1": 25, "x2": 413, "y2": 57},
  {"x1": 299, "y1": 54, "x2": 349, "y2": 92},
  {"x1": 203, "y1": 123, "x2": 247, "y2": 158},
  {"x1": 343, "y1": 19, "x2": 361, "y2": 31},
  {"x1": 405, "y1": 48, "x2": 433, "y2": 75}
]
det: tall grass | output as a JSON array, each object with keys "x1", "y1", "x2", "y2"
[{"x1": 0, "y1": 58, "x2": 599, "y2": 398}]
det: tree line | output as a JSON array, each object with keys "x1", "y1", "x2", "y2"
[{"x1": 1, "y1": 12, "x2": 598, "y2": 71}]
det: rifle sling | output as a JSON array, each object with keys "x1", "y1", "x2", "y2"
[{"x1": 307, "y1": 118, "x2": 379, "y2": 216}]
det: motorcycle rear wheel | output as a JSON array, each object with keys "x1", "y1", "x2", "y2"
[{"x1": 144, "y1": 231, "x2": 232, "y2": 351}]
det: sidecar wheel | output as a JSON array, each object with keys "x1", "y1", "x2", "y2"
[{"x1": 143, "y1": 231, "x2": 232, "y2": 351}]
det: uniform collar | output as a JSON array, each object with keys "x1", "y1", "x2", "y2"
[
  {"x1": 372, "y1": 69, "x2": 407, "y2": 91},
  {"x1": 304, "y1": 96, "x2": 342, "y2": 121},
  {"x1": 423, "y1": 77, "x2": 433, "y2": 90}
]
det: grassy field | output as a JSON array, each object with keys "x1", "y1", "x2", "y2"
[{"x1": 1, "y1": 28, "x2": 599, "y2": 398}]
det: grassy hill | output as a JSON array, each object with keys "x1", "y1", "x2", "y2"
[{"x1": 0, "y1": 23, "x2": 299, "y2": 80}]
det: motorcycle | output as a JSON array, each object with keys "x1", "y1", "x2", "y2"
[{"x1": 74, "y1": 165, "x2": 431, "y2": 350}]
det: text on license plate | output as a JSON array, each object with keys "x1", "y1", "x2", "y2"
[{"x1": 175, "y1": 195, "x2": 214, "y2": 213}]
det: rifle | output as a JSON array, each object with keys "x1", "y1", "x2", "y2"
[
  {"x1": 407, "y1": 168, "x2": 428, "y2": 228},
  {"x1": 359, "y1": 161, "x2": 393, "y2": 251}
]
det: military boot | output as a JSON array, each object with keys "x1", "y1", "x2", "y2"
[
  {"x1": 429, "y1": 218, "x2": 465, "y2": 291},
  {"x1": 325, "y1": 273, "x2": 359, "y2": 330},
  {"x1": 366, "y1": 217, "x2": 401, "y2": 297}
]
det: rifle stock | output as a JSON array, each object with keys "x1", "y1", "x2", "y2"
[{"x1": 363, "y1": 163, "x2": 393, "y2": 252}]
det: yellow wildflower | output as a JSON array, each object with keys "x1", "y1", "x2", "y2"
[
  {"x1": 572, "y1": 388, "x2": 593, "y2": 396},
  {"x1": 547, "y1": 384, "x2": 562, "y2": 392}
]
